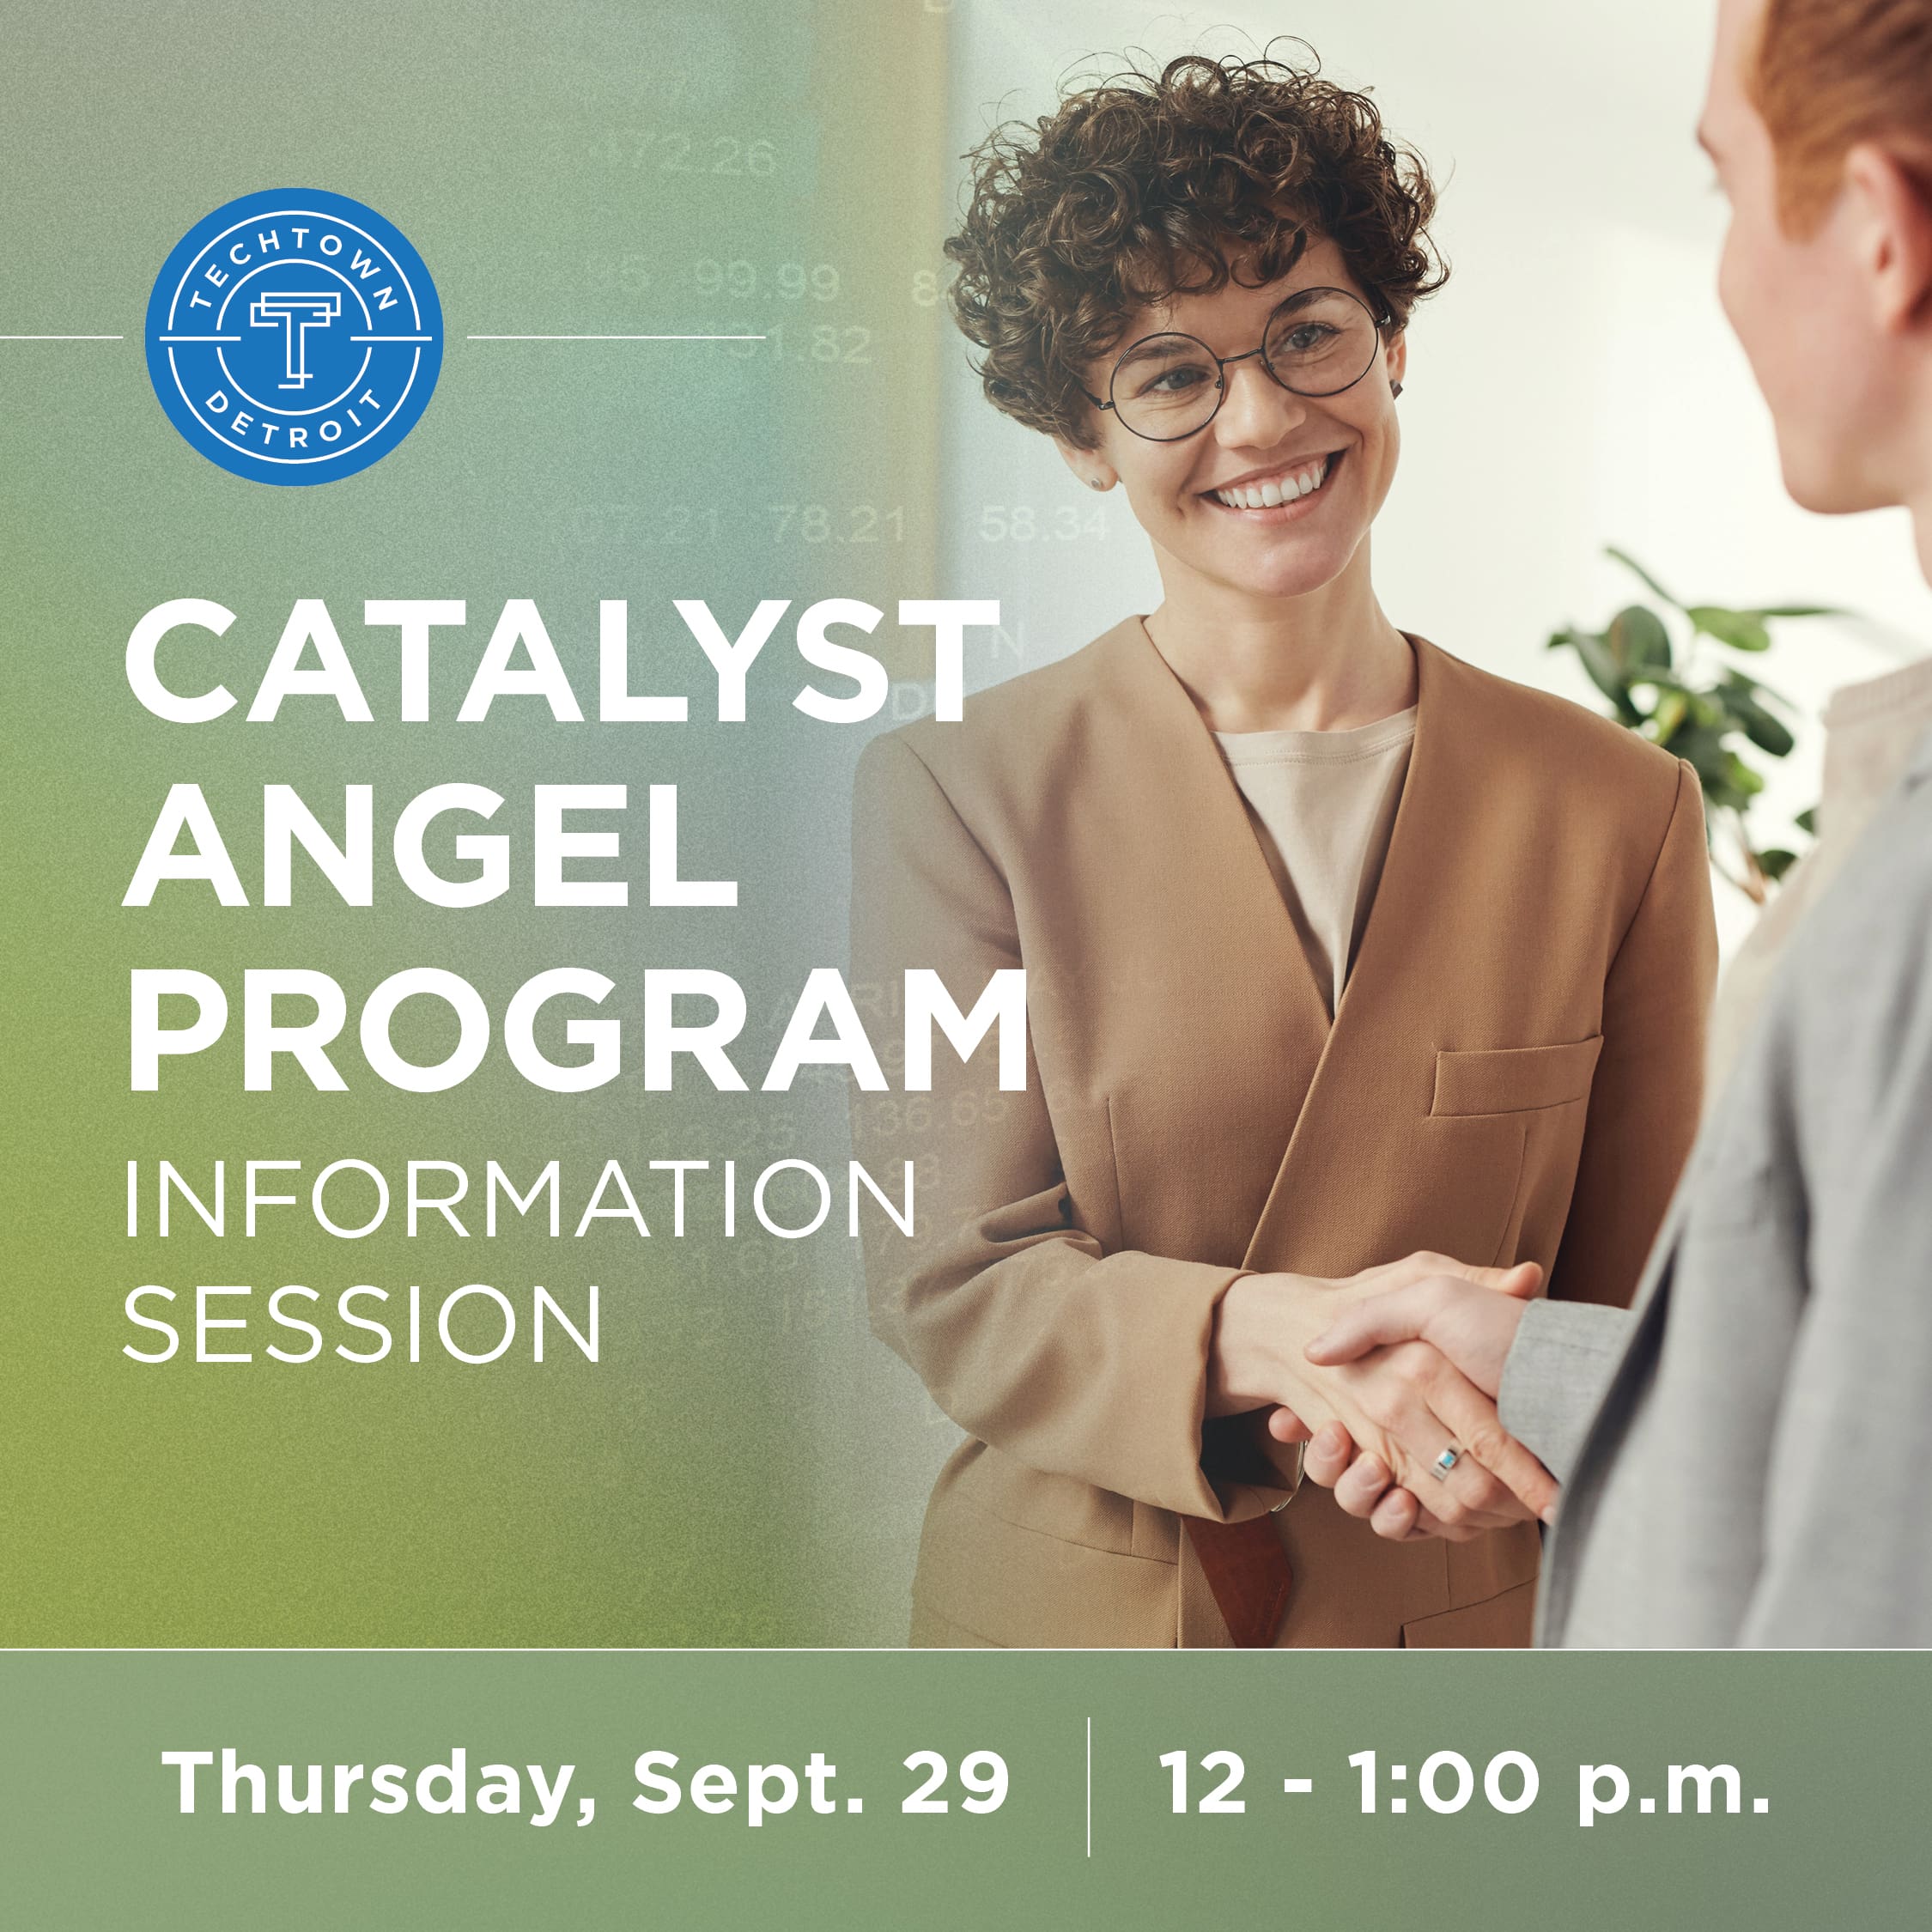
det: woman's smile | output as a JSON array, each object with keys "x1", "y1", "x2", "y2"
[{"x1": 1197, "y1": 448, "x2": 1346, "y2": 520}]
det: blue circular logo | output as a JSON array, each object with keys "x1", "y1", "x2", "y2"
[{"x1": 144, "y1": 188, "x2": 441, "y2": 485}]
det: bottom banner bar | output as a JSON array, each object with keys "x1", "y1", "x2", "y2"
[{"x1": 1, "y1": 1652, "x2": 1923, "y2": 1927}]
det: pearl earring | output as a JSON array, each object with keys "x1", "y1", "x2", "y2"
[{"x1": 1088, "y1": 477, "x2": 1109, "y2": 491}]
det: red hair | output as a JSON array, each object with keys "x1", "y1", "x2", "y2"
[{"x1": 1754, "y1": 0, "x2": 1932, "y2": 228}]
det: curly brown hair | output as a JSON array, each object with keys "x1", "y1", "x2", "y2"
[{"x1": 944, "y1": 49, "x2": 1448, "y2": 450}]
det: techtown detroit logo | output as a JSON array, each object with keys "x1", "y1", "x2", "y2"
[{"x1": 143, "y1": 188, "x2": 442, "y2": 484}]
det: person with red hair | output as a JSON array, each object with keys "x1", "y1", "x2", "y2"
[{"x1": 1284, "y1": 0, "x2": 1932, "y2": 1645}]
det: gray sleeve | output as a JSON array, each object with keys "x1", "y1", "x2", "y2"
[
  {"x1": 1739, "y1": 874, "x2": 1932, "y2": 1646},
  {"x1": 1498, "y1": 1299, "x2": 1635, "y2": 1484}
]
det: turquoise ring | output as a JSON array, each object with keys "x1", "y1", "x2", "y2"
[{"x1": 1431, "y1": 1445, "x2": 1461, "y2": 1480}]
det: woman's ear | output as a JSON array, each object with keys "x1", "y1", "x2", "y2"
[
  {"x1": 1053, "y1": 435, "x2": 1117, "y2": 492},
  {"x1": 1383, "y1": 326, "x2": 1408, "y2": 396}
]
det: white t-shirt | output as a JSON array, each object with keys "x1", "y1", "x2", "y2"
[{"x1": 1213, "y1": 708, "x2": 1418, "y2": 1016}]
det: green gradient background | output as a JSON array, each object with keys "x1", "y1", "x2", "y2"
[
  {"x1": 3, "y1": 1651, "x2": 1926, "y2": 1928},
  {"x1": 1, "y1": 0, "x2": 947, "y2": 1642}
]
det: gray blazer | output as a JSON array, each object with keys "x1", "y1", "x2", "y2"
[{"x1": 1499, "y1": 721, "x2": 1932, "y2": 1645}]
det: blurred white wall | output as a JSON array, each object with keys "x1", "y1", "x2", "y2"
[{"x1": 938, "y1": 0, "x2": 1932, "y2": 951}]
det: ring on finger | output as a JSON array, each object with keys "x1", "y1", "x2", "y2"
[{"x1": 1430, "y1": 1444, "x2": 1462, "y2": 1481}]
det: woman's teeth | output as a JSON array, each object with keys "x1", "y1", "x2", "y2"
[{"x1": 1212, "y1": 456, "x2": 1334, "y2": 509}]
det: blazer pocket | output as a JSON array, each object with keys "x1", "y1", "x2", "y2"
[
  {"x1": 1399, "y1": 1577, "x2": 1537, "y2": 1649},
  {"x1": 1431, "y1": 1036, "x2": 1604, "y2": 1118}
]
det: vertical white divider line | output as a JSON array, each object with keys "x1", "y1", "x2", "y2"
[{"x1": 1085, "y1": 1716, "x2": 1093, "y2": 1858}]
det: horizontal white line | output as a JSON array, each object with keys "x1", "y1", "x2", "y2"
[
  {"x1": 1283, "y1": 1778, "x2": 1314, "y2": 1794},
  {"x1": 465, "y1": 332, "x2": 767, "y2": 342},
  {"x1": 7, "y1": 329, "x2": 774, "y2": 345}
]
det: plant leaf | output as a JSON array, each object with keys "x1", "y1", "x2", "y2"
[
  {"x1": 1670, "y1": 722, "x2": 1732, "y2": 793},
  {"x1": 1645, "y1": 675, "x2": 1728, "y2": 728},
  {"x1": 1724, "y1": 750, "x2": 1766, "y2": 801},
  {"x1": 1722, "y1": 665, "x2": 1798, "y2": 713},
  {"x1": 1735, "y1": 699, "x2": 1795, "y2": 757},
  {"x1": 1607, "y1": 604, "x2": 1673, "y2": 674},
  {"x1": 1605, "y1": 547, "x2": 1681, "y2": 609},
  {"x1": 1687, "y1": 605, "x2": 1772, "y2": 652},
  {"x1": 1757, "y1": 848, "x2": 1800, "y2": 882},
  {"x1": 1795, "y1": 805, "x2": 1819, "y2": 836},
  {"x1": 1704, "y1": 671, "x2": 1795, "y2": 755},
  {"x1": 1669, "y1": 727, "x2": 1766, "y2": 811},
  {"x1": 1553, "y1": 627, "x2": 1644, "y2": 725}
]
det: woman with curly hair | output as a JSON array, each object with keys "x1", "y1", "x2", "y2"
[{"x1": 849, "y1": 50, "x2": 1717, "y2": 1648}]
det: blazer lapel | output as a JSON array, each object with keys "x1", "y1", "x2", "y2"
[
  {"x1": 1113, "y1": 617, "x2": 1336, "y2": 1035},
  {"x1": 1239, "y1": 635, "x2": 1510, "y2": 1273},
  {"x1": 1068, "y1": 619, "x2": 1334, "y2": 1262}
]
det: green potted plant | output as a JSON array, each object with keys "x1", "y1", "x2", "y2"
[{"x1": 1547, "y1": 548, "x2": 1836, "y2": 903}]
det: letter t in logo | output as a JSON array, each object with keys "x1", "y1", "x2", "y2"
[{"x1": 249, "y1": 290, "x2": 341, "y2": 389}]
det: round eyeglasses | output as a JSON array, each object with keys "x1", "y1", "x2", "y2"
[{"x1": 1080, "y1": 286, "x2": 1389, "y2": 442}]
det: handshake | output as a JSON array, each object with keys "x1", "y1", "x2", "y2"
[{"x1": 1211, "y1": 1253, "x2": 1558, "y2": 1542}]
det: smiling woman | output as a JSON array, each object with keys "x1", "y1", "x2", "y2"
[{"x1": 848, "y1": 48, "x2": 1720, "y2": 1651}]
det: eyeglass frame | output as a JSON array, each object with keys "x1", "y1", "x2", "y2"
[{"x1": 1077, "y1": 285, "x2": 1396, "y2": 443}]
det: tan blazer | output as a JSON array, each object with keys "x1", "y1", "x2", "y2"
[{"x1": 849, "y1": 618, "x2": 1716, "y2": 1648}]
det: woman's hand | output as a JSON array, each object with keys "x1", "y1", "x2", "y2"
[
  {"x1": 1275, "y1": 1262, "x2": 1552, "y2": 1540},
  {"x1": 1267, "y1": 1264, "x2": 1552, "y2": 1538},
  {"x1": 1211, "y1": 1253, "x2": 1553, "y2": 1539}
]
